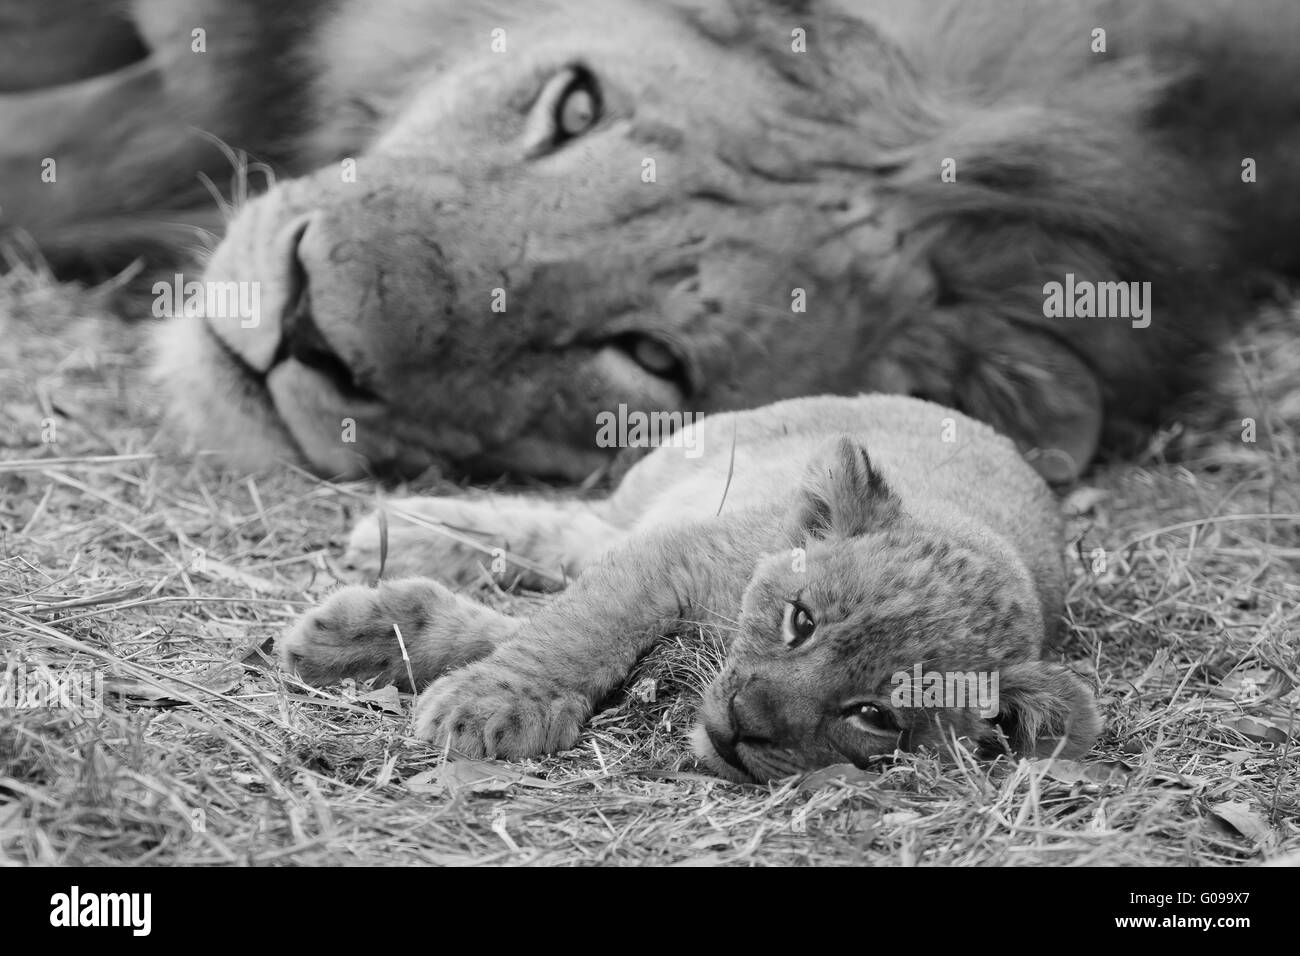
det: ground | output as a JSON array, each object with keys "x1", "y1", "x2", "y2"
[{"x1": 1, "y1": 251, "x2": 1297, "y2": 866}]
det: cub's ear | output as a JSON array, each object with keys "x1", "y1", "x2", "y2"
[
  {"x1": 983, "y1": 661, "x2": 1100, "y2": 759},
  {"x1": 789, "y1": 436, "x2": 902, "y2": 540}
]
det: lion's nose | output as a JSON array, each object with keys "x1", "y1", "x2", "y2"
[{"x1": 270, "y1": 218, "x2": 373, "y2": 398}]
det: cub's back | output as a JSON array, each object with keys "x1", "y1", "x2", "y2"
[{"x1": 610, "y1": 395, "x2": 1063, "y2": 616}]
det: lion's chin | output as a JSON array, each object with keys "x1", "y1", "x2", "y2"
[
  {"x1": 152, "y1": 314, "x2": 302, "y2": 471},
  {"x1": 154, "y1": 315, "x2": 382, "y2": 477},
  {"x1": 154, "y1": 315, "x2": 623, "y2": 481}
]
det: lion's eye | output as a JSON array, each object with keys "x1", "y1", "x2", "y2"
[
  {"x1": 554, "y1": 70, "x2": 601, "y2": 143},
  {"x1": 781, "y1": 601, "x2": 817, "y2": 648},
  {"x1": 844, "y1": 702, "x2": 899, "y2": 734}
]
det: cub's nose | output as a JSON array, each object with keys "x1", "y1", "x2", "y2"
[{"x1": 729, "y1": 678, "x2": 789, "y2": 745}]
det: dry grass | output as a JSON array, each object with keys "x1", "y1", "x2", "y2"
[{"x1": 1, "y1": 257, "x2": 1297, "y2": 867}]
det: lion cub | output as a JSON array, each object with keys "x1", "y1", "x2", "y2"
[{"x1": 281, "y1": 395, "x2": 1098, "y2": 781}]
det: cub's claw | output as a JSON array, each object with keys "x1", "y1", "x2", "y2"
[{"x1": 413, "y1": 661, "x2": 590, "y2": 758}]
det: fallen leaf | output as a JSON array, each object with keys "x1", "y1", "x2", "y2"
[
  {"x1": 1210, "y1": 801, "x2": 1272, "y2": 845},
  {"x1": 350, "y1": 684, "x2": 404, "y2": 715},
  {"x1": 1221, "y1": 715, "x2": 1292, "y2": 745},
  {"x1": 1211, "y1": 667, "x2": 1294, "y2": 703},
  {"x1": 105, "y1": 660, "x2": 245, "y2": 704},
  {"x1": 634, "y1": 769, "x2": 739, "y2": 786},
  {"x1": 796, "y1": 763, "x2": 878, "y2": 791},
  {"x1": 799, "y1": 808, "x2": 878, "y2": 839},
  {"x1": 689, "y1": 833, "x2": 730, "y2": 850},
  {"x1": 1146, "y1": 770, "x2": 1209, "y2": 790},
  {"x1": 194, "y1": 661, "x2": 246, "y2": 693},
  {"x1": 404, "y1": 758, "x2": 560, "y2": 796},
  {"x1": 402, "y1": 770, "x2": 450, "y2": 794},
  {"x1": 1028, "y1": 758, "x2": 1132, "y2": 787}
]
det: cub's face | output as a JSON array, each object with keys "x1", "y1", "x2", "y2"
[{"x1": 693, "y1": 440, "x2": 1099, "y2": 782}]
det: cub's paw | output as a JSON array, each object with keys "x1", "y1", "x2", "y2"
[
  {"x1": 279, "y1": 578, "x2": 457, "y2": 689},
  {"x1": 413, "y1": 660, "x2": 590, "y2": 758},
  {"x1": 340, "y1": 500, "x2": 496, "y2": 584}
]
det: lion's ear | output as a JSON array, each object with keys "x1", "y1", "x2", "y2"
[
  {"x1": 959, "y1": 330, "x2": 1104, "y2": 485},
  {"x1": 984, "y1": 661, "x2": 1100, "y2": 759},
  {"x1": 1016, "y1": 367, "x2": 1102, "y2": 485},
  {"x1": 790, "y1": 437, "x2": 902, "y2": 540}
]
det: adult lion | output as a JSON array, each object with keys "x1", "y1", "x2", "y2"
[{"x1": 3, "y1": 0, "x2": 1299, "y2": 482}]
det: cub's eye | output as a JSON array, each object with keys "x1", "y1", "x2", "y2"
[
  {"x1": 554, "y1": 69, "x2": 601, "y2": 143},
  {"x1": 844, "y1": 702, "x2": 899, "y2": 734},
  {"x1": 781, "y1": 600, "x2": 817, "y2": 648}
]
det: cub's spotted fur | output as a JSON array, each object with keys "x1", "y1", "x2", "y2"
[{"x1": 281, "y1": 395, "x2": 1098, "y2": 781}]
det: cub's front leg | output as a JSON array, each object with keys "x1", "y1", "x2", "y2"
[
  {"x1": 342, "y1": 494, "x2": 625, "y2": 589},
  {"x1": 413, "y1": 515, "x2": 776, "y2": 758},
  {"x1": 280, "y1": 578, "x2": 521, "y2": 691}
]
